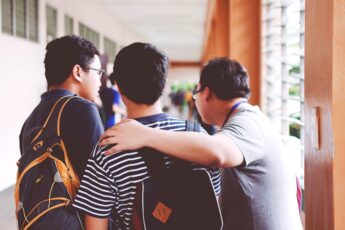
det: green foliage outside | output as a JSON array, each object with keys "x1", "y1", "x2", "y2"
[
  {"x1": 289, "y1": 65, "x2": 300, "y2": 75},
  {"x1": 289, "y1": 113, "x2": 301, "y2": 139},
  {"x1": 170, "y1": 81, "x2": 196, "y2": 93},
  {"x1": 289, "y1": 85, "x2": 300, "y2": 96}
]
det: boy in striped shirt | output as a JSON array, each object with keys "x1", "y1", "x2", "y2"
[{"x1": 73, "y1": 42, "x2": 220, "y2": 229}]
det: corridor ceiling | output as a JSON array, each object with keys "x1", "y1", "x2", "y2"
[{"x1": 96, "y1": 0, "x2": 208, "y2": 62}]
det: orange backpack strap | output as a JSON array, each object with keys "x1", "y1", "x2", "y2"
[
  {"x1": 31, "y1": 96, "x2": 72, "y2": 144},
  {"x1": 50, "y1": 96, "x2": 81, "y2": 198}
]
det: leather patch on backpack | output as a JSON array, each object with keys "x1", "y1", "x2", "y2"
[{"x1": 152, "y1": 202, "x2": 172, "y2": 224}]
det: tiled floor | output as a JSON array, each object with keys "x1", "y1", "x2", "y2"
[{"x1": 0, "y1": 185, "x2": 16, "y2": 230}]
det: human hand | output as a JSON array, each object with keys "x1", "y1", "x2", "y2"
[{"x1": 99, "y1": 119, "x2": 150, "y2": 155}]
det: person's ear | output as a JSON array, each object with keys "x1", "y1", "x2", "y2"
[
  {"x1": 72, "y1": 64, "x2": 82, "y2": 83},
  {"x1": 204, "y1": 87, "x2": 213, "y2": 101}
]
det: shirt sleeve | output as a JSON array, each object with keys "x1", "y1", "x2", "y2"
[
  {"x1": 73, "y1": 149, "x2": 117, "y2": 218},
  {"x1": 217, "y1": 112, "x2": 265, "y2": 166},
  {"x1": 63, "y1": 102, "x2": 104, "y2": 179},
  {"x1": 209, "y1": 169, "x2": 221, "y2": 195}
]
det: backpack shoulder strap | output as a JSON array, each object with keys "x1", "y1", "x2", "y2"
[
  {"x1": 141, "y1": 147, "x2": 166, "y2": 179},
  {"x1": 31, "y1": 96, "x2": 75, "y2": 143},
  {"x1": 185, "y1": 120, "x2": 201, "y2": 132},
  {"x1": 171, "y1": 120, "x2": 201, "y2": 169}
]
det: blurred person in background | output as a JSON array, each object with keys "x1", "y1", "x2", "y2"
[{"x1": 99, "y1": 77, "x2": 126, "y2": 129}]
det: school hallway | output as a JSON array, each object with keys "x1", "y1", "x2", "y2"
[{"x1": 1, "y1": 0, "x2": 345, "y2": 229}]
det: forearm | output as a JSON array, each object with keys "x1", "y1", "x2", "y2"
[
  {"x1": 143, "y1": 128, "x2": 224, "y2": 167},
  {"x1": 85, "y1": 215, "x2": 108, "y2": 230}
]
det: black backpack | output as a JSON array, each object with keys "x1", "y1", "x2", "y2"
[
  {"x1": 131, "y1": 121, "x2": 223, "y2": 230},
  {"x1": 15, "y1": 96, "x2": 83, "y2": 230}
]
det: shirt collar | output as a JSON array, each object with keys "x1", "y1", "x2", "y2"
[
  {"x1": 41, "y1": 89, "x2": 76, "y2": 99},
  {"x1": 134, "y1": 113, "x2": 168, "y2": 125}
]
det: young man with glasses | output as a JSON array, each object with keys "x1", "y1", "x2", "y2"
[
  {"x1": 20, "y1": 35, "x2": 104, "y2": 191},
  {"x1": 100, "y1": 58, "x2": 303, "y2": 230}
]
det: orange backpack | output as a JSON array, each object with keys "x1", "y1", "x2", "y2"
[{"x1": 15, "y1": 96, "x2": 83, "y2": 230}]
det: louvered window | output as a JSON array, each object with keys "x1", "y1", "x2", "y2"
[
  {"x1": 79, "y1": 23, "x2": 99, "y2": 49},
  {"x1": 2, "y1": 0, "x2": 14, "y2": 34},
  {"x1": 65, "y1": 15, "x2": 73, "y2": 35},
  {"x1": 27, "y1": 0, "x2": 38, "y2": 41},
  {"x1": 15, "y1": 0, "x2": 25, "y2": 38},
  {"x1": 262, "y1": 0, "x2": 305, "y2": 186},
  {"x1": 104, "y1": 37, "x2": 117, "y2": 63},
  {"x1": 1, "y1": 0, "x2": 38, "y2": 41},
  {"x1": 46, "y1": 5, "x2": 57, "y2": 42}
]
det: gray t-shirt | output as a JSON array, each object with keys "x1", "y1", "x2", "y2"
[{"x1": 218, "y1": 103, "x2": 302, "y2": 230}]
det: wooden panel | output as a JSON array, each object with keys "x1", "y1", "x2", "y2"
[
  {"x1": 215, "y1": 0, "x2": 229, "y2": 57},
  {"x1": 229, "y1": 0, "x2": 261, "y2": 105},
  {"x1": 305, "y1": 0, "x2": 334, "y2": 229},
  {"x1": 332, "y1": 0, "x2": 345, "y2": 229},
  {"x1": 202, "y1": 0, "x2": 229, "y2": 62}
]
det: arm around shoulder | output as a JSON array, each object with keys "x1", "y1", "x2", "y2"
[
  {"x1": 101, "y1": 119, "x2": 243, "y2": 168},
  {"x1": 143, "y1": 128, "x2": 244, "y2": 168}
]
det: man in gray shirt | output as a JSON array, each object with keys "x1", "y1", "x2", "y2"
[
  {"x1": 219, "y1": 103, "x2": 301, "y2": 229},
  {"x1": 100, "y1": 58, "x2": 302, "y2": 230}
]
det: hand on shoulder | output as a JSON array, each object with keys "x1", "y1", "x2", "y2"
[{"x1": 99, "y1": 119, "x2": 150, "y2": 155}]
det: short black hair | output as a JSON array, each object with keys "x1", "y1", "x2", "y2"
[
  {"x1": 200, "y1": 58, "x2": 250, "y2": 100},
  {"x1": 110, "y1": 42, "x2": 169, "y2": 105},
  {"x1": 44, "y1": 35, "x2": 100, "y2": 87}
]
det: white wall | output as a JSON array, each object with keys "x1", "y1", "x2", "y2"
[
  {"x1": 0, "y1": 34, "x2": 45, "y2": 191},
  {"x1": 0, "y1": 0, "x2": 142, "y2": 191},
  {"x1": 46, "y1": 0, "x2": 141, "y2": 47}
]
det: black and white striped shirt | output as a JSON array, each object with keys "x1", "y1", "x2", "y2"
[{"x1": 73, "y1": 113, "x2": 221, "y2": 229}]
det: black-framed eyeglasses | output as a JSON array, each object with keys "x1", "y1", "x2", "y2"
[
  {"x1": 86, "y1": 67, "x2": 105, "y2": 78},
  {"x1": 192, "y1": 88, "x2": 204, "y2": 101}
]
